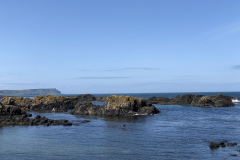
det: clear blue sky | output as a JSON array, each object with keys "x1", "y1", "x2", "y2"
[{"x1": 0, "y1": 0, "x2": 240, "y2": 94}]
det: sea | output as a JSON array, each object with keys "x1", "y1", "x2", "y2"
[{"x1": 1, "y1": 92, "x2": 240, "y2": 160}]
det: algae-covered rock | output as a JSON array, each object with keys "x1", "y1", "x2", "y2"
[
  {"x1": 103, "y1": 95, "x2": 160, "y2": 116},
  {"x1": 30, "y1": 95, "x2": 75, "y2": 111}
]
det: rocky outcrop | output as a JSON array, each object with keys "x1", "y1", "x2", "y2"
[
  {"x1": 1, "y1": 94, "x2": 104, "y2": 112},
  {"x1": 147, "y1": 94, "x2": 235, "y2": 107},
  {"x1": 30, "y1": 95, "x2": 75, "y2": 111},
  {"x1": 70, "y1": 102, "x2": 103, "y2": 115},
  {"x1": 2, "y1": 95, "x2": 76, "y2": 112},
  {"x1": 0, "y1": 103, "x2": 72, "y2": 126},
  {"x1": 2, "y1": 96, "x2": 32, "y2": 108},
  {"x1": 70, "y1": 95, "x2": 160, "y2": 116},
  {"x1": 209, "y1": 141, "x2": 237, "y2": 149},
  {"x1": 67, "y1": 94, "x2": 96, "y2": 102}
]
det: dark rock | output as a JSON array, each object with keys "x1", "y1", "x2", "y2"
[
  {"x1": 229, "y1": 154, "x2": 238, "y2": 157},
  {"x1": 227, "y1": 143, "x2": 237, "y2": 146},
  {"x1": 82, "y1": 120, "x2": 90, "y2": 123},
  {"x1": 209, "y1": 141, "x2": 220, "y2": 149},
  {"x1": 70, "y1": 102, "x2": 103, "y2": 115},
  {"x1": 147, "y1": 94, "x2": 235, "y2": 107},
  {"x1": 67, "y1": 94, "x2": 96, "y2": 103},
  {"x1": 70, "y1": 95, "x2": 160, "y2": 116},
  {"x1": 2, "y1": 95, "x2": 76, "y2": 112},
  {"x1": 0, "y1": 103, "x2": 72, "y2": 126}
]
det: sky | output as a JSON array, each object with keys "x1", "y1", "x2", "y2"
[{"x1": 0, "y1": 0, "x2": 240, "y2": 94}]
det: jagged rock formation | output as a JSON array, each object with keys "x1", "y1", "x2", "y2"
[
  {"x1": 2, "y1": 95, "x2": 75, "y2": 112},
  {"x1": 70, "y1": 95, "x2": 160, "y2": 116},
  {"x1": 0, "y1": 88, "x2": 61, "y2": 96},
  {"x1": 1, "y1": 94, "x2": 101, "y2": 112},
  {"x1": 147, "y1": 94, "x2": 235, "y2": 107},
  {"x1": 0, "y1": 103, "x2": 72, "y2": 126}
]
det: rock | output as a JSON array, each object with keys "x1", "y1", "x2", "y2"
[
  {"x1": 2, "y1": 95, "x2": 75, "y2": 112},
  {"x1": 103, "y1": 95, "x2": 160, "y2": 116},
  {"x1": 95, "y1": 96, "x2": 106, "y2": 101},
  {"x1": 82, "y1": 120, "x2": 90, "y2": 123},
  {"x1": 147, "y1": 94, "x2": 235, "y2": 107},
  {"x1": 229, "y1": 154, "x2": 238, "y2": 157},
  {"x1": 2, "y1": 96, "x2": 32, "y2": 107},
  {"x1": 209, "y1": 141, "x2": 220, "y2": 149},
  {"x1": 70, "y1": 102, "x2": 103, "y2": 115},
  {"x1": 0, "y1": 102, "x2": 72, "y2": 126},
  {"x1": 31, "y1": 95, "x2": 75, "y2": 111},
  {"x1": 67, "y1": 94, "x2": 96, "y2": 103},
  {"x1": 227, "y1": 143, "x2": 237, "y2": 146},
  {"x1": 147, "y1": 97, "x2": 171, "y2": 105},
  {"x1": 70, "y1": 95, "x2": 160, "y2": 116}
]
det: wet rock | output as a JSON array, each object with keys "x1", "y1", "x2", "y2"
[
  {"x1": 82, "y1": 120, "x2": 90, "y2": 123},
  {"x1": 229, "y1": 153, "x2": 238, "y2": 157},
  {"x1": 0, "y1": 103, "x2": 72, "y2": 126},
  {"x1": 227, "y1": 143, "x2": 237, "y2": 146},
  {"x1": 209, "y1": 141, "x2": 220, "y2": 149}
]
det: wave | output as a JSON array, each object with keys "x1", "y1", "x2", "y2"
[{"x1": 232, "y1": 99, "x2": 240, "y2": 103}]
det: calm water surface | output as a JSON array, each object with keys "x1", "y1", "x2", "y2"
[{"x1": 1, "y1": 92, "x2": 240, "y2": 160}]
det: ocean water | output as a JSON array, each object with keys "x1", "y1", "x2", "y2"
[{"x1": 1, "y1": 92, "x2": 240, "y2": 160}]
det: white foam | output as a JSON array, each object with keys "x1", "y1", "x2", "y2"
[{"x1": 232, "y1": 99, "x2": 240, "y2": 103}]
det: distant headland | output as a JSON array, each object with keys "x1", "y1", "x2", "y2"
[{"x1": 0, "y1": 88, "x2": 61, "y2": 96}]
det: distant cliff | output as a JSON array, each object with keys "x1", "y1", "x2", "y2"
[{"x1": 0, "y1": 88, "x2": 61, "y2": 96}]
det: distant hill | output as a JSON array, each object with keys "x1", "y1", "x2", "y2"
[{"x1": 0, "y1": 88, "x2": 61, "y2": 96}]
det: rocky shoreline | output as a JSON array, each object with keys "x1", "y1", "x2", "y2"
[
  {"x1": 0, "y1": 93, "x2": 237, "y2": 127},
  {"x1": 0, "y1": 103, "x2": 72, "y2": 126}
]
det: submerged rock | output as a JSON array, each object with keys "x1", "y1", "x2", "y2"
[
  {"x1": 70, "y1": 95, "x2": 160, "y2": 116},
  {"x1": 209, "y1": 141, "x2": 237, "y2": 149},
  {"x1": 209, "y1": 141, "x2": 220, "y2": 149}
]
